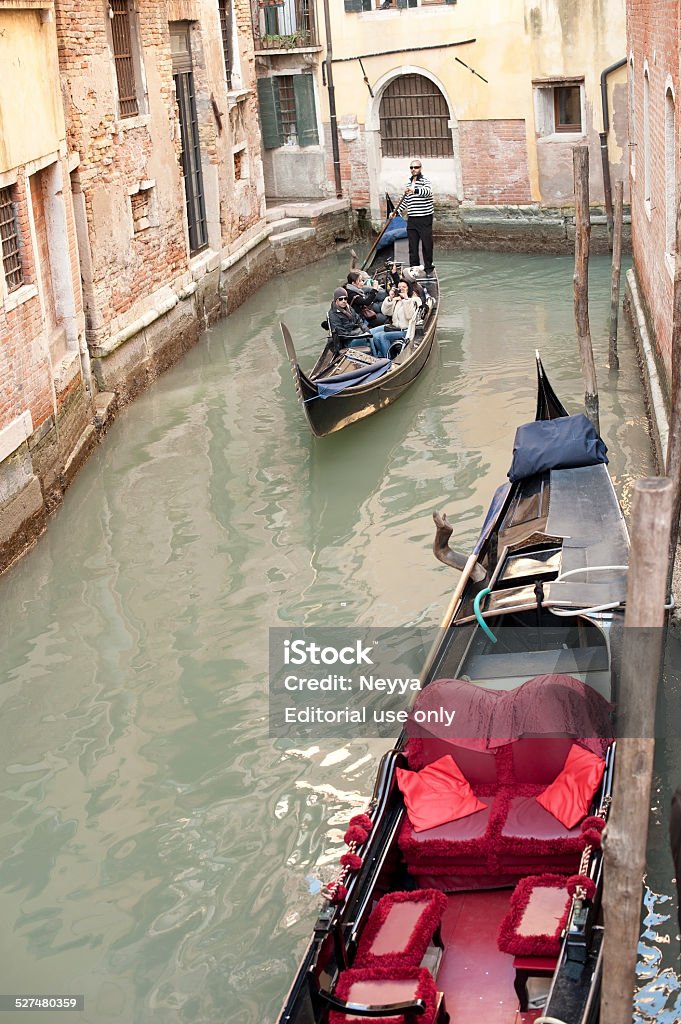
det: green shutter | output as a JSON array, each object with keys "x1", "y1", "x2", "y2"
[
  {"x1": 344, "y1": 0, "x2": 364, "y2": 10},
  {"x1": 293, "y1": 74, "x2": 319, "y2": 147},
  {"x1": 257, "y1": 77, "x2": 283, "y2": 149}
]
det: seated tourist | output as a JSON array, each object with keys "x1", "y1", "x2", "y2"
[
  {"x1": 327, "y1": 288, "x2": 396, "y2": 360},
  {"x1": 367, "y1": 279, "x2": 421, "y2": 357},
  {"x1": 346, "y1": 270, "x2": 388, "y2": 325}
]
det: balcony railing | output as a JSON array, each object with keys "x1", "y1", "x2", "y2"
[{"x1": 253, "y1": 0, "x2": 318, "y2": 50}]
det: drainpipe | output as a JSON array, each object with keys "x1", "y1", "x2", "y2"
[
  {"x1": 322, "y1": 0, "x2": 343, "y2": 198},
  {"x1": 599, "y1": 57, "x2": 627, "y2": 250}
]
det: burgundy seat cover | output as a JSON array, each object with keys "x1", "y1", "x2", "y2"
[
  {"x1": 408, "y1": 802, "x2": 492, "y2": 843},
  {"x1": 510, "y1": 737, "x2": 574, "y2": 785},
  {"x1": 501, "y1": 796, "x2": 582, "y2": 841}
]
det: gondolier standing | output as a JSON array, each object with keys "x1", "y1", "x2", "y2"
[{"x1": 396, "y1": 158, "x2": 434, "y2": 274}]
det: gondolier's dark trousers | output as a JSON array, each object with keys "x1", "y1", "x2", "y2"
[{"x1": 407, "y1": 215, "x2": 434, "y2": 273}]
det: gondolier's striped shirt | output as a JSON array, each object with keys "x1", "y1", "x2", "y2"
[{"x1": 397, "y1": 176, "x2": 434, "y2": 218}]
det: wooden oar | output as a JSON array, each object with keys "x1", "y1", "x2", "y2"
[{"x1": 361, "y1": 189, "x2": 409, "y2": 271}]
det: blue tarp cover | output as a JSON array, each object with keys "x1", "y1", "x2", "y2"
[
  {"x1": 507, "y1": 414, "x2": 608, "y2": 482},
  {"x1": 315, "y1": 362, "x2": 392, "y2": 399},
  {"x1": 377, "y1": 214, "x2": 407, "y2": 249}
]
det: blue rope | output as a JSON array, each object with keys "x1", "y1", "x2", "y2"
[{"x1": 473, "y1": 587, "x2": 497, "y2": 644}]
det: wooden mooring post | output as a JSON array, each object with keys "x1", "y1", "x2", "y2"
[
  {"x1": 608, "y1": 181, "x2": 624, "y2": 371},
  {"x1": 573, "y1": 146, "x2": 600, "y2": 434},
  {"x1": 601, "y1": 477, "x2": 673, "y2": 1024}
]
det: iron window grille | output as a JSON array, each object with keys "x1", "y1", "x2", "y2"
[
  {"x1": 379, "y1": 73, "x2": 453, "y2": 158},
  {"x1": 278, "y1": 76, "x2": 298, "y2": 143},
  {"x1": 0, "y1": 186, "x2": 24, "y2": 293},
  {"x1": 110, "y1": 0, "x2": 140, "y2": 118},
  {"x1": 218, "y1": 0, "x2": 233, "y2": 89}
]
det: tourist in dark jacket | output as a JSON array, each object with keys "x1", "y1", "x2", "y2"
[{"x1": 327, "y1": 288, "x2": 396, "y2": 359}]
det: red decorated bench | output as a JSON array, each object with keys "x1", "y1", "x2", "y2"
[{"x1": 396, "y1": 676, "x2": 613, "y2": 891}]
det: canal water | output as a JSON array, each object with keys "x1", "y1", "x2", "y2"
[{"x1": 0, "y1": 249, "x2": 676, "y2": 1023}]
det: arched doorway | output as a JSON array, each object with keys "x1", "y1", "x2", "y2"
[
  {"x1": 379, "y1": 74, "x2": 454, "y2": 158},
  {"x1": 364, "y1": 68, "x2": 460, "y2": 222}
]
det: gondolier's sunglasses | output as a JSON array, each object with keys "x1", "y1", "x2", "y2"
[{"x1": 410, "y1": 164, "x2": 421, "y2": 169}]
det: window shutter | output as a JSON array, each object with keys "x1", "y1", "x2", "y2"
[
  {"x1": 293, "y1": 74, "x2": 319, "y2": 147},
  {"x1": 344, "y1": 0, "x2": 364, "y2": 11},
  {"x1": 396, "y1": 0, "x2": 409, "y2": 8},
  {"x1": 257, "y1": 77, "x2": 283, "y2": 149}
]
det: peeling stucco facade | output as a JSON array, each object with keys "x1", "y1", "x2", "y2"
[{"x1": 258, "y1": 0, "x2": 627, "y2": 247}]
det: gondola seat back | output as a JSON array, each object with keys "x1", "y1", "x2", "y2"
[{"x1": 397, "y1": 677, "x2": 612, "y2": 890}]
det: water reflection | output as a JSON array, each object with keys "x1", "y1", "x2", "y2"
[{"x1": 0, "y1": 249, "x2": 665, "y2": 1023}]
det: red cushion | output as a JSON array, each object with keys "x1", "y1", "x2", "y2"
[
  {"x1": 329, "y1": 966, "x2": 437, "y2": 1024},
  {"x1": 498, "y1": 874, "x2": 571, "y2": 956},
  {"x1": 354, "y1": 889, "x2": 447, "y2": 968},
  {"x1": 396, "y1": 755, "x2": 486, "y2": 832},
  {"x1": 536, "y1": 744, "x2": 605, "y2": 828}
]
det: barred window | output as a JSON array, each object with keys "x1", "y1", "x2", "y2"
[
  {"x1": 110, "y1": 0, "x2": 140, "y2": 118},
  {"x1": 278, "y1": 76, "x2": 298, "y2": 144},
  {"x1": 0, "y1": 186, "x2": 24, "y2": 293},
  {"x1": 218, "y1": 0, "x2": 233, "y2": 89},
  {"x1": 379, "y1": 74, "x2": 453, "y2": 158}
]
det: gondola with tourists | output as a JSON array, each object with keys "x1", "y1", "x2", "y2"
[
  {"x1": 277, "y1": 356, "x2": 627, "y2": 1024},
  {"x1": 280, "y1": 203, "x2": 439, "y2": 438}
]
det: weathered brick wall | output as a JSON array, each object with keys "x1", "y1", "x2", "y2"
[
  {"x1": 459, "y1": 121, "x2": 533, "y2": 205},
  {"x1": 627, "y1": 0, "x2": 679, "y2": 385},
  {"x1": 55, "y1": 0, "x2": 188, "y2": 336},
  {"x1": 0, "y1": 176, "x2": 54, "y2": 434}
]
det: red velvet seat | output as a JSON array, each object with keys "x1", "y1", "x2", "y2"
[
  {"x1": 497, "y1": 875, "x2": 571, "y2": 1012},
  {"x1": 355, "y1": 890, "x2": 447, "y2": 969},
  {"x1": 501, "y1": 796, "x2": 582, "y2": 842},
  {"x1": 328, "y1": 966, "x2": 439, "y2": 1024}
]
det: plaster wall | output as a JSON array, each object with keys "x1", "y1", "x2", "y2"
[
  {"x1": 324, "y1": 0, "x2": 627, "y2": 216},
  {"x1": 0, "y1": 9, "x2": 64, "y2": 172}
]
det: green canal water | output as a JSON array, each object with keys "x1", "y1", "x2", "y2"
[{"x1": 0, "y1": 249, "x2": 676, "y2": 1022}]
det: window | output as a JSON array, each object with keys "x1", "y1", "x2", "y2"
[
  {"x1": 218, "y1": 0, "x2": 233, "y2": 89},
  {"x1": 171, "y1": 26, "x2": 208, "y2": 254},
  {"x1": 665, "y1": 88, "x2": 675, "y2": 254},
  {"x1": 629, "y1": 57, "x2": 636, "y2": 178},
  {"x1": 554, "y1": 86, "x2": 581, "y2": 132},
  {"x1": 0, "y1": 186, "x2": 24, "y2": 293},
  {"x1": 379, "y1": 74, "x2": 453, "y2": 158},
  {"x1": 110, "y1": 0, "x2": 141, "y2": 118},
  {"x1": 233, "y1": 146, "x2": 248, "y2": 180},
  {"x1": 129, "y1": 183, "x2": 156, "y2": 234},
  {"x1": 256, "y1": 74, "x2": 319, "y2": 148},
  {"x1": 256, "y1": 0, "x2": 317, "y2": 48},
  {"x1": 643, "y1": 68, "x2": 651, "y2": 208},
  {"x1": 344, "y1": 1, "x2": 457, "y2": 10},
  {"x1": 533, "y1": 79, "x2": 584, "y2": 137}
]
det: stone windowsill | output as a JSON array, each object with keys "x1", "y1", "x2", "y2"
[
  {"x1": 227, "y1": 88, "x2": 252, "y2": 109},
  {"x1": 115, "y1": 112, "x2": 152, "y2": 133},
  {"x1": 537, "y1": 132, "x2": 586, "y2": 144},
  {"x1": 3, "y1": 283, "x2": 38, "y2": 314},
  {"x1": 254, "y1": 45, "x2": 323, "y2": 56}
]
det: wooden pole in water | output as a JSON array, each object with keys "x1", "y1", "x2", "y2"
[
  {"x1": 608, "y1": 180, "x2": 624, "y2": 371},
  {"x1": 601, "y1": 476, "x2": 673, "y2": 1024},
  {"x1": 573, "y1": 146, "x2": 600, "y2": 433},
  {"x1": 666, "y1": 200, "x2": 681, "y2": 567}
]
